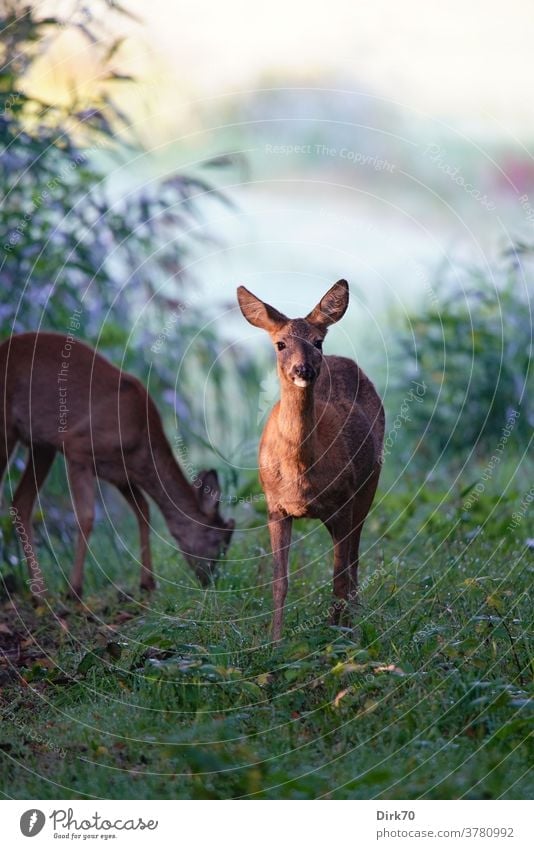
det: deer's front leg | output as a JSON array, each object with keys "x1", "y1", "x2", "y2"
[
  {"x1": 118, "y1": 483, "x2": 155, "y2": 591},
  {"x1": 325, "y1": 506, "x2": 354, "y2": 626},
  {"x1": 268, "y1": 511, "x2": 292, "y2": 642}
]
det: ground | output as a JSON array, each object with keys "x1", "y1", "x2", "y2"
[{"x1": 0, "y1": 482, "x2": 532, "y2": 800}]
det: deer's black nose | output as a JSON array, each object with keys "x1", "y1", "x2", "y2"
[{"x1": 293, "y1": 363, "x2": 316, "y2": 381}]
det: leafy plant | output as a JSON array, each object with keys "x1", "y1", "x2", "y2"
[
  {"x1": 397, "y1": 263, "x2": 532, "y2": 461},
  {"x1": 0, "y1": 1, "x2": 261, "y2": 474}
]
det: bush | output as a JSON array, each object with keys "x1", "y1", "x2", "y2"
[
  {"x1": 397, "y1": 263, "x2": 533, "y2": 462},
  {"x1": 0, "y1": 0, "x2": 258, "y2": 467}
]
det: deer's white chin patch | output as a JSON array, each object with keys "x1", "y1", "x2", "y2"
[{"x1": 293, "y1": 377, "x2": 310, "y2": 388}]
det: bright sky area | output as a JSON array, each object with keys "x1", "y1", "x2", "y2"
[{"x1": 36, "y1": 0, "x2": 534, "y2": 142}]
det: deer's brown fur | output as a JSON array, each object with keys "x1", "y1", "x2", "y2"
[
  {"x1": 0, "y1": 332, "x2": 234, "y2": 597},
  {"x1": 237, "y1": 280, "x2": 384, "y2": 640}
]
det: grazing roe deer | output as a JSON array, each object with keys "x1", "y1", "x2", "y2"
[
  {"x1": 237, "y1": 280, "x2": 384, "y2": 640},
  {"x1": 0, "y1": 332, "x2": 234, "y2": 597}
]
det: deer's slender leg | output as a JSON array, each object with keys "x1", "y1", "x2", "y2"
[
  {"x1": 325, "y1": 505, "x2": 355, "y2": 625},
  {"x1": 348, "y1": 521, "x2": 363, "y2": 606},
  {"x1": 0, "y1": 430, "x2": 17, "y2": 487},
  {"x1": 349, "y1": 468, "x2": 381, "y2": 600},
  {"x1": 118, "y1": 483, "x2": 155, "y2": 591},
  {"x1": 11, "y1": 445, "x2": 56, "y2": 594},
  {"x1": 66, "y1": 460, "x2": 95, "y2": 599},
  {"x1": 268, "y1": 511, "x2": 292, "y2": 641}
]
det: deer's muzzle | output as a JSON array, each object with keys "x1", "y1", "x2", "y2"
[{"x1": 291, "y1": 363, "x2": 317, "y2": 387}]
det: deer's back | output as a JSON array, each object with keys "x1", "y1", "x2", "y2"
[
  {"x1": 0, "y1": 332, "x2": 160, "y2": 463},
  {"x1": 316, "y1": 355, "x2": 384, "y2": 468}
]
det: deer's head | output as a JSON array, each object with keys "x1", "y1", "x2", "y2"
[
  {"x1": 185, "y1": 469, "x2": 235, "y2": 586},
  {"x1": 237, "y1": 280, "x2": 349, "y2": 389}
]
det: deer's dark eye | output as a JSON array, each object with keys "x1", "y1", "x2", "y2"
[
  {"x1": 276, "y1": 341, "x2": 286, "y2": 351},
  {"x1": 314, "y1": 339, "x2": 323, "y2": 350}
]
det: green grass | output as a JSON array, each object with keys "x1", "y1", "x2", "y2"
[{"x1": 0, "y1": 468, "x2": 532, "y2": 800}]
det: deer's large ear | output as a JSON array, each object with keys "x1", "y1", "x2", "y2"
[
  {"x1": 196, "y1": 469, "x2": 221, "y2": 518},
  {"x1": 306, "y1": 279, "x2": 349, "y2": 329},
  {"x1": 237, "y1": 286, "x2": 288, "y2": 332}
]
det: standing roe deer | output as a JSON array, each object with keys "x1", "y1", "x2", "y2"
[
  {"x1": 0, "y1": 332, "x2": 234, "y2": 597},
  {"x1": 237, "y1": 280, "x2": 384, "y2": 640}
]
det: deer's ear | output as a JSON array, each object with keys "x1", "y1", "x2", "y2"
[
  {"x1": 306, "y1": 279, "x2": 349, "y2": 329},
  {"x1": 196, "y1": 469, "x2": 221, "y2": 517},
  {"x1": 237, "y1": 286, "x2": 287, "y2": 332}
]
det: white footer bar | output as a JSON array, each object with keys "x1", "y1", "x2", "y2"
[{"x1": 3, "y1": 799, "x2": 531, "y2": 848}]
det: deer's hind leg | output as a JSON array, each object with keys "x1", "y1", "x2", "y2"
[
  {"x1": 0, "y1": 429, "x2": 17, "y2": 496},
  {"x1": 348, "y1": 467, "x2": 381, "y2": 603},
  {"x1": 325, "y1": 503, "x2": 354, "y2": 626},
  {"x1": 11, "y1": 444, "x2": 56, "y2": 594}
]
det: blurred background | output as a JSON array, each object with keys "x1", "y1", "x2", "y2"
[
  {"x1": 0, "y1": 0, "x2": 532, "y2": 578},
  {"x1": 1, "y1": 3, "x2": 533, "y2": 801}
]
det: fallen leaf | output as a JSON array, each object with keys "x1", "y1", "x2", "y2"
[
  {"x1": 485, "y1": 594, "x2": 504, "y2": 613},
  {"x1": 113, "y1": 612, "x2": 135, "y2": 624},
  {"x1": 33, "y1": 658, "x2": 55, "y2": 669},
  {"x1": 333, "y1": 688, "x2": 350, "y2": 707},
  {"x1": 374, "y1": 664, "x2": 405, "y2": 676},
  {"x1": 331, "y1": 661, "x2": 368, "y2": 675},
  {"x1": 360, "y1": 699, "x2": 379, "y2": 715}
]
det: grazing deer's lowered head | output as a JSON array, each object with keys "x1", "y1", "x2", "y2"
[
  {"x1": 237, "y1": 280, "x2": 384, "y2": 640},
  {"x1": 181, "y1": 468, "x2": 235, "y2": 586}
]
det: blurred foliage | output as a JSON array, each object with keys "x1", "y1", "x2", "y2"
[
  {"x1": 397, "y1": 265, "x2": 532, "y2": 462},
  {"x1": 0, "y1": 0, "x2": 259, "y2": 474}
]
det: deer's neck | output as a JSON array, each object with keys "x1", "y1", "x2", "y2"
[
  {"x1": 278, "y1": 380, "x2": 317, "y2": 470},
  {"x1": 137, "y1": 436, "x2": 205, "y2": 544}
]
